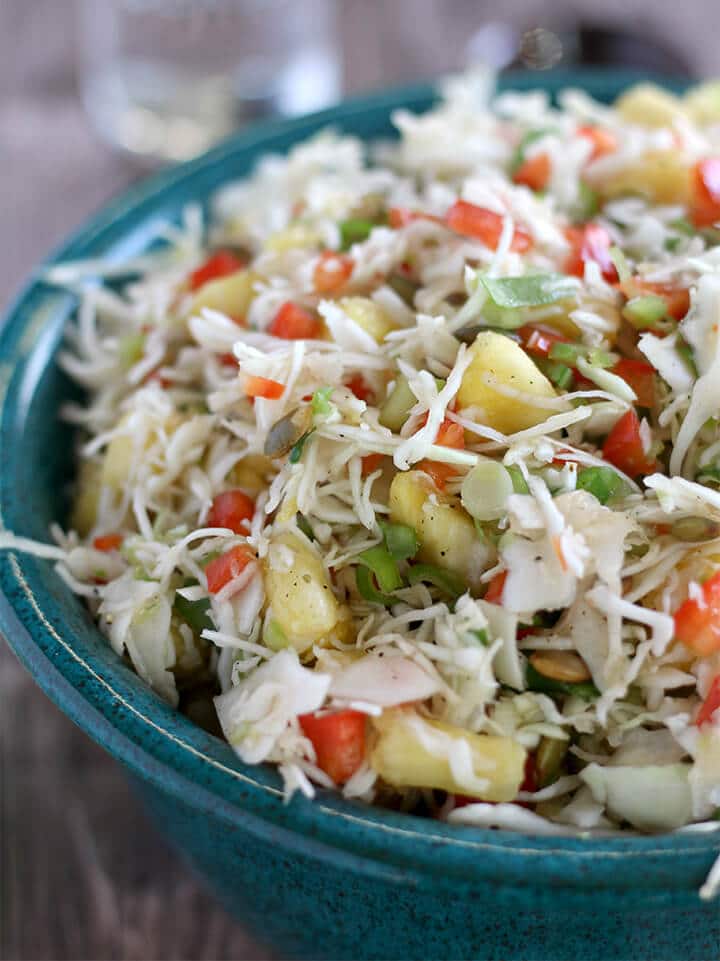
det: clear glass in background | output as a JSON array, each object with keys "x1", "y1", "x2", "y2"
[{"x1": 76, "y1": 0, "x2": 341, "y2": 164}]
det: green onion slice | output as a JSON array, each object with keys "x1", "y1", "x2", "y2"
[
  {"x1": 461, "y1": 459, "x2": 513, "y2": 521},
  {"x1": 289, "y1": 430, "x2": 314, "y2": 464},
  {"x1": 311, "y1": 386, "x2": 334, "y2": 416},
  {"x1": 506, "y1": 465, "x2": 530, "y2": 494},
  {"x1": 339, "y1": 218, "x2": 375, "y2": 250}
]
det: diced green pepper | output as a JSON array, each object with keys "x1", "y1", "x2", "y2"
[
  {"x1": 622, "y1": 295, "x2": 668, "y2": 330},
  {"x1": 378, "y1": 520, "x2": 419, "y2": 561},
  {"x1": 406, "y1": 563, "x2": 465, "y2": 598},
  {"x1": 576, "y1": 466, "x2": 623, "y2": 504},
  {"x1": 339, "y1": 218, "x2": 376, "y2": 250},
  {"x1": 174, "y1": 582, "x2": 214, "y2": 635}
]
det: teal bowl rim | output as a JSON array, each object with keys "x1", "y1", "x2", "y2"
[{"x1": 1, "y1": 68, "x2": 718, "y2": 899}]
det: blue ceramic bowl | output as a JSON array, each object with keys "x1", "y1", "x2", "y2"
[{"x1": 1, "y1": 69, "x2": 718, "y2": 961}]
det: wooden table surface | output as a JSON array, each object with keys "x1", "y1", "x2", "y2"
[{"x1": 2, "y1": 1, "x2": 719, "y2": 959}]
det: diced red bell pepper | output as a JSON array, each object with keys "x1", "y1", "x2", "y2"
[
  {"x1": 565, "y1": 223, "x2": 618, "y2": 283},
  {"x1": 445, "y1": 200, "x2": 532, "y2": 252},
  {"x1": 612, "y1": 358, "x2": 656, "y2": 408},
  {"x1": 416, "y1": 461, "x2": 459, "y2": 491},
  {"x1": 205, "y1": 544, "x2": 256, "y2": 595},
  {"x1": 188, "y1": 250, "x2": 245, "y2": 291},
  {"x1": 219, "y1": 352, "x2": 238, "y2": 367},
  {"x1": 244, "y1": 375, "x2": 285, "y2": 400},
  {"x1": 519, "y1": 324, "x2": 568, "y2": 358},
  {"x1": 269, "y1": 302, "x2": 322, "y2": 340},
  {"x1": 696, "y1": 676, "x2": 720, "y2": 727},
  {"x1": 513, "y1": 153, "x2": 551, "y2": 191},
  {"x1": 484, "y1": 571, "x2": 507, "y2": 605},
  {"x1": 388, "y1": 207, "x2": 444, "y2": 229},
  {"x1": 416, "y1": 417, "x2": 465, "y2": 489},
  {"x1": 347, "y1": 374, "x2": 374, "y2": 403},
  {"x1": 298, "y1": 709, "x2": 366, "y2": 785},
  {"x1": 602, "y1": 409, "x2": 655, "y2": 477},
  {"x1": 314, "y1": 252, "x2": 354, "y2": 294},
  {"x1": 93, "y1": 533, "x2": 123, "y2": 552},
  {"x1": 674, "y1": 574, "x2": 720, "y2": 657},
  {"x1": 435, "y1": 417, "x2": 465, "y2": 449},
  {"x1": 207, "y1": 490, "x2": 255, "y2": 534},
  {"x1": 691, "y1": 157, "x2": 720, "y2": 228},
  {"x1": 453, "y1": 754, "x2": 537, "y2": 809},
  {"x1": 361, "y1": 452, "x2": 385, "y2": 476},
  {"x1": 577, "y1": 125, "x2": 618, "y2": 162}
]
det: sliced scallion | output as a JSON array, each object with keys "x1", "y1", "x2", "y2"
[
  {"x1": 378, "y1": 375, "x2": 417, "y2": 432},
  {"x1": 339, "y1": 218, "x2": 375, "y2": 250},
  {"x1": 311, "y1": 386, "x2": 334, "y2": 416},
  {"x1": 461, "y1": 459, "x2": 514, "y2": 521},
  {"x1": 609, "y1": 246, "x2": 631, "y2": 283},
  {"x1": 289, "y1": 430, "x2": 313, "y2": 464},
  {"x1": 506, "y1": 465, "x2": 530, "y2": 494}
]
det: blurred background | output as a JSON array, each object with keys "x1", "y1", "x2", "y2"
[{"x1": 0, "y1": 0, "x2": 718, "y2": 958}]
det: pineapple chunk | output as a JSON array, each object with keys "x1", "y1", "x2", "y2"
[
  {"x1": 685, "y1": 81, "x2": 720, "y2": 125},
  {"x1": 229, "y1": 454, "x2": 273, "y2": 497},
  {"x1": 370, "y1": 708, "x2": 526, "y2": 801},
  {"x1": 457, "y1": 330, "x2": 558, "y2": 434},
  {"x1": 263, "y1": 532, "x2": 342, "y2": 652},
  {"x1": 339, "y1": 297, "x2": 397, "y2": 344},
  {"x1": 70, "y1": 459, "x2": 102, "y2": 536},
  {"x1": 187, "y1": 268, "x2": 259, "y2": 322},
  {"x1": 615, "y1": 84, "x2": 686, "y2": 127},
  {"x1": 389, "y1": 470, "x2": 489, "y2": 588},
  {"x1": 101, "y1": 429, "x2": 135, "y2": 490},
  {"x1": 595, "y1": 151, "x2": 692, "y2": 206},
  {"x1": 265, "y1": 223, "x2": 321, "y2": 253}
]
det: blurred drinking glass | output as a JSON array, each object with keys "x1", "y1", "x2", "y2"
[{"x1": 77, "y1": 0, "x2": 341, "y2": 164}]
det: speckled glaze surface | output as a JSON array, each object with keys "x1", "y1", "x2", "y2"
[{"x1": 1, "y1": 69, "x2": 718, "y2": 961}]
